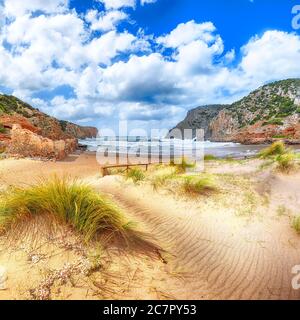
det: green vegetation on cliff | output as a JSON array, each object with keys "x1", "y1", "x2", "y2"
[
  {"x1": 227, "y1": 79, "x2": 300, "y2": 128},
  {"x1": 171, "y1": 79, "x2": 300, "y2": 142},
  {"x1": 0, "y1": 94, "x2": 97, "y2": 139}
]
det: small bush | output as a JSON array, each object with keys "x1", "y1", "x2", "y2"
[
  {"x1": 292, "y1": 216, "x2": 300, "y2": 233},
  {"x1": 0, "y1": 124, "x2": 6, "y2": 134},
  {"x1": 182, "y1": 175, "x2": 217, "y2": 196},
  {"x1": 259, "y1": 141, "x2": 287, "y2": 159},
  {"x1": 126, "y1": 167, "x2": 145, "y2": 183},
  {"x1": 0, "y1": 177, "x2": 143, "y2": 243}
]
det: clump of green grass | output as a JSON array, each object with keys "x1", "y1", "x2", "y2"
[
  {"x1": 150, "y1": 167, "x2": 178, "y2": 190},
  {"x1": 277, "y1": 205, "x2": 291, "y2": 217},
  {"x1": 259, "y1": 141, "x2": 287, "y2": 159},
  {"x1": 275, "y1": 153, "x2": 296, "y2": 173},
  {"x1": 174, "y1": 157, "x2": 196, "y2": 173},
  {"x1": 292, "y1": 216, "x2": 300, "y2": 234},
  {"x1": 126, "y1": 167, "x2": 145, "y2": 183},
  {"x1": 182, "y1": 175, "x2": 217, "y2": 196},
  {"x1": 259, "y1": 142, "x2": 298, "y2": 173},
  {"x1": 204, "y1": 154, "x2": 218, "y2": 161},
  {"x1": 0, "y1": 177, "x2": 144, "y2": 243}
]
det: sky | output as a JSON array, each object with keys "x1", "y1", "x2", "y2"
[{"x1": 0, "y1": 0, "x2": 300, "y2": 133}]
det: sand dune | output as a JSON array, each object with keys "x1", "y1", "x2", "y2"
[
  {"x1": 92, "y1": 172, "x2": 300, "y2": 300},
  {"x1": 1, "y1": 156, "x2": 300, "y2": 300}
]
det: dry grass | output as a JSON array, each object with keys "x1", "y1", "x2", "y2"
[
  {"x1": 259, "y1": 142, "x2": 298, "y2": 173},
  {"x1": 182, "y1": 175, "x2": 217, "y2": 196},
  {"x1": 0, "y1": 176, "x2": 149, "y2": 245},
  {"x1": 173, "y1": 157, "x2": 197, "y2": 173},
  {"x1": 275, "y1": 153, "x2": 296, "y2": 173},
  {"x1": 150, "y1": 167, "x2": 178, "y2": 190},
  {"x1": 259, "y1": 141, "x2": 287, "y2": 159},
  {"x1": 204, "y1": 154, "x2": 218, "y2": 161},
  {"x1": 125, "y1": 167, "x2": 146, "y2": 184},
  {"x1": 292, "y1": 216, "x2": 300, "y2": 234}
]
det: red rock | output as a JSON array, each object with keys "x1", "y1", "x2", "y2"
[
  {"x1": 0, "y1": 115, "x2": 41, "y2": 134},
  {"x1": 7, "y1": 125, "x2": 77, "y2": 160}
]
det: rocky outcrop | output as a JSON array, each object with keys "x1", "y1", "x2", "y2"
[
  {"x1": 64, "y1": 123, "x2": 98, "y2": 139},
  {"x1": 168, "y1": 105, "x2": 227, "y2": 140},
  {"x1": 7, "y1": 124, "x2": 77, "y2": 160},
  {"x1": 171, "y1": 79, "x2": 300, "y2": 144},
  {"x1": 0, "y1": 94, "x2": 98, "y2": 140},
  {"x1": 0, "y1": 115, "x2": 41, "y2": 134},
  {"x1": 210, "y1": 79, "x2": 300, "y2": 144},
  {"x1": 0, "y1": 94, "x2": 98, "y2": 159}
]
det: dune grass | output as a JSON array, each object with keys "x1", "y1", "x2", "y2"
[
  {"x1": 126, "y1": 167, "x2": 145, "y2": 183},
  {"x1": 259, "y1": 141, "x2": 287, "y2": 159},
  {"x1": 150, "y1": 167, "x2": 178, "y2": 190},
  {"x1": 275, "y1": 153, "x2": 296, "y2": 173},
  {"x1": 182, "y1": 175, "x2": 217, "y2": 196},
  {"x1": 292, "y1": 216, "x2": 300, "y2": 234},
  {"x1": 173, "y1": 157, "x2": 197, "y2": 173},
  {"x1": 204, "y1": 154, "x2": 218, "y2": 161},
  {"x1": 259, "y1": 142, "x2": 298, "y2": 173},
  {"x1": 0, "y1": 177, "x2": 144, "y2": 243}
]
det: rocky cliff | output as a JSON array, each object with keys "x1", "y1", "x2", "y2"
[
  {"x1": 0, "y1": 94, "x2": 98, "y2": 159},
  {"x1": 0, "y1": 95, "x2": 98, "y2": 140},
  {"x1": 168, "y1": 105, "x2": 227, "y2": 140},
  {"x1": 171, "y1": 79, "x2": 300, "y2": 144}
]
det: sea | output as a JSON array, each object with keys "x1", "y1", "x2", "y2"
[{"x1": 78, "y1": 136, "x2": 287, "y2": 159}]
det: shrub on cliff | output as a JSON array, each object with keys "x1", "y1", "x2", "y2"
[
  {"x1": 0, "y1": 177, "x2": 151, "y2": 245},
  {"x1": 0, "y1": 124, "x2": 6, "y2": 133}
]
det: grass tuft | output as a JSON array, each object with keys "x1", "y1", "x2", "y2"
[
  {"x1": 292, "y1": 216, "x2": 300, "y2": 234},
  {"x1": 259, "y1": 141, "x2": 287, "y2": 159},
  {"x1": 125, "y1": 167, "x2": 145, "y2": 183},
  {"x1": 174, "y1": 157, "x2": 196, "y2": 173},
  {"x1": 182, "y1": 175, "x2": 217, "y2": 196},
  {"x1": 150, "y1": 167, "x2": 178, "y2": 190},
  {"x1": 259, "y1": 142, "x2": 298, "y2": 173},
  {"x1": 0, "y1": 177, "x2": 145, "y2": 243},
  {"x1": 275, "y1": 153, "x2": 296, "y2": 173},
  {"x1": 204, "y1": 154, "x2": 218, "y2": 161}
]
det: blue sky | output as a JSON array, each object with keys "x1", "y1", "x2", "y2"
[{"x1": 0, "y1": 0, "x2": 299, "y2": 133}]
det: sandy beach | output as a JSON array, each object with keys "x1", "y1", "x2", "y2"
[{"x1": 0, "y1": 150, "x2": 300, "y2": 300}]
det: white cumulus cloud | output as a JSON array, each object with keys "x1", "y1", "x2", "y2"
[{"x1": 0, "y1": 0, "x2": 299, "y2": 130}]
